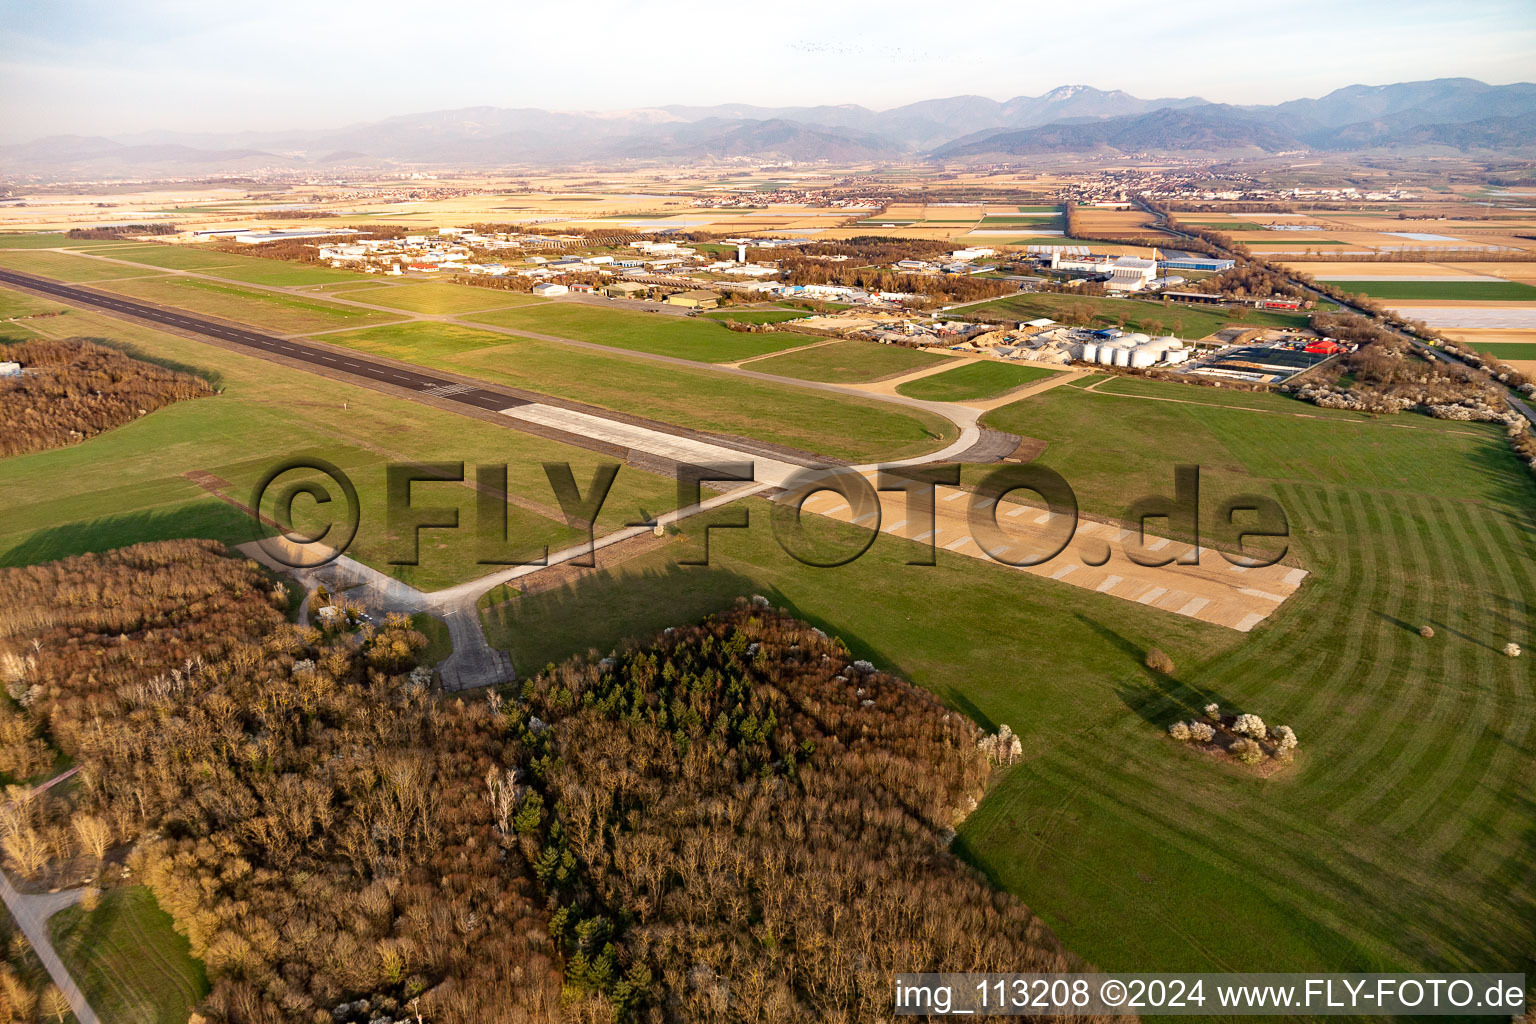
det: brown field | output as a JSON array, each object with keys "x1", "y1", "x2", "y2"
[
  {"x1": 1072, "y1": 208, "x2": 1165, "y2": 237},
  {"x1": 1440, "y1": 328, "x2": 1536, "y2": 345}
]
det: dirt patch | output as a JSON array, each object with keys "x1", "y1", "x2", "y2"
[{"x1": 1005, "y1": 436, "x2": 1047, "y2": 462}]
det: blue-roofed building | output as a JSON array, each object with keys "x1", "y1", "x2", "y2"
[{"x1": 1159, "y1": 257, "x2": 1235, "y2": 272}]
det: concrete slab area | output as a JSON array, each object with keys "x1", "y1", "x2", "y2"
[{"x1": 795, "y1": 476, "x2": 1308, "y2": 632}]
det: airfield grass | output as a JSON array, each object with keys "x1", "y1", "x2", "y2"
[
  {"x1": 483, "y1": 377, "x2": 1536, "y2": 978},
  {"x1": 95, "y1": 275, "x2": 396, "y2": 334},
  {"x1": 971, "y1": 292, "x2": 1313, "y2": 338},
  {"x1": 50, "y1": 886, "x2": 208, "y2": 1024},
  {"x1": 894, "y1": 360, "x2": 1061, "y2": 401},
  {"x1": 0, "y1": 294, "x2": 679, "y2": 592},
  {"x1": 76, "y1": 242, "x2": 252, "y2": 273},
  {"x1": 0, "y1": 247, "x2": 170, "y2": 282},
  {"x1": 746, "y1": 340, "x2": 951, "y2": 382},
  {"x1": 0, "y1": 288, "x2": 66, "y2": 319},
  {"x1": 85, "y1": 242, "x2": 363, "y2": 286},
  {"x1": 466, "y1": 300, "x2": 814, "y2": 362},
  {"x1": 1330, "y1": 280, "x2": 1536, "y2": 301},
  {"x1": 319, "y1": 321, "x2": 957, "y2": 462},
  {"x1": 701, "y1": 309, "x2": 815, "y2": 325},
  {"x1": 0, "y1": 233, "x2": 132, "y2": 249},
  {"x1": 339, "y1": 281, "x2": 548, "y2": 315},
  {"x1": 1085, "y1": 375, "x2": 1401, "y2": 418}
]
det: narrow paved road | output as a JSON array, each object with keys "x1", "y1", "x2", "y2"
[{"x1": 0, "y1": 770, "x2": 100, "y2": 1024}]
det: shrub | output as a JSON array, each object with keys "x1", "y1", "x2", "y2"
[
  {"x1": 1145, "y1": 648, "x2": 1175, "y2": 674},
  {"x1": 1203, "y1": 703, "x2": 1221, "y2": 720},
  {"x1": 1233, "y1": 713, "x2": 1267, "y2": 740},
  {"x1": 1230, "y1": 738, "x2": 1266, "y2": 765},
  {"x1": 1188, "y1": 721, "x2": 1215, "y2": 742},
  {"x1": 1505, "y1": 642, "x2": 1522, "y2": 658},
  {"x1": 1419, "y1": 625, "x2": 1434, "y2": 639},
  {"x1": 1168, "y1": 721, "x2": 1192, "y2": 742},
  {"x1": 979, "y1": 723, "x2": 1023, "y2": 765},
  {"x1": 1273, "y1": 725, "x2": 1298, "y2": 755}
]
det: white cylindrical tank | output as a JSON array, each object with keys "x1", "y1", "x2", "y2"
[
  {"x1": 1097, "y1": 348, "x2": 1116, "y2": 365},
  {"x1": 1127, "y1": 332, "x2": 1151, "y2": 345},
  {"x1": 1165, "y1": 349, "x2": 1188, "y2": 364},
  {"x1": 1079, "y1": 342, "x2": 1098, "y2": 362},
  {"x1": 1130, "y1": 349, "x2": 1157, "y2": 368},
  {"x1": 1113, "y1": 347, "x2": 1131, "y2": 367}
]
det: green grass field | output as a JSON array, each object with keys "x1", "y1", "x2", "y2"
[
  {"x1": 466, "y1": 301, "x2": 813, "y2": 362},
  {"x1": 895, "y1": 360, "x2": 1062, "y2": 401},
  {"x1": 747, "y1": 340, "x2": 951, "y2": 382},
  {"x1": 0, "y1": 288, "x2": 66, "y2": 319},
  {"x1": 0, "y1": 233, "x2": 133, "y2": 249},
  {"x1": 87, "y1": 242, "x2": 362, "y2": 286},
  {"x1": 0, "y1": 292, "x2": 679, "y2": 592},
  {"x1": 1330, "y1": 280, "x2": 1536, "y2": 301},
  {"x1": 1468, "y1": 342, "x2": 1536, "y2": 360},
  {"x1": 701, "y1": 309, "x2": 815, "y2": 325},
  {"x1": 481, "y1": 376, "x2": 1536, "y2": 979},
  {"x1": 1086, "y1": 375, "x2": 1397, "y2": 418},
  {"x1": 320, "y1": 321, "x2": 956, "y2": 462},
  {"x1": 339, "y1": 281, "x2": 547, "y2": 314},
  {"x1": 50, "y1": 886, "x2": 208, "y2": 1024},
  {"x1": 971, "y1": 292, "x2": 1313, "y2": 338},
  {"x1": 0, "y1": 248, "x2": 170, "y2": 283},
  {"x1": 96, "y1": 276, "x2": 396, "y2": 334}
]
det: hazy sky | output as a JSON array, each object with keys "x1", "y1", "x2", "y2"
[{"x1": 2, "y1": 0, "x2": 1533, "y2": 142}]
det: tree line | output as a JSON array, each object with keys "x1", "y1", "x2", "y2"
[
  {"x1": 0, "y1": 338, "x2": 213, "y2": 458},
  {"x1": 0, "y1": 545, "x2": 1113, "y2": 1024}
]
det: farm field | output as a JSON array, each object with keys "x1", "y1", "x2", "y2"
[
  {"x1": 969, "y1": 292, "x2": 1313, "y2": 338},
  {"x1": 1281, "y1": 261, "x2": 1515, "y2": 279},
  {"x1": 318, "y1": 321, "x2": 957, "y2": 462},
  {"x1": 1327, "y1": 280, "x2": 1536, "y2": 301},
  {"x1": 894, "y1": 359, "x2": 1062, "y2": 401},
  {"x1": 0, "y1": 291, "x2": 680, "y2": 591},
  {"x1": 745, "y1": 339, "x2": 951, "y2": 382},
  {"x1": 466, "y1": 300, "x2": 815, "y2": 362},
  {"x1": 482, "y1": 374, "x2": 1536, "y2": 976},
  {"x1": 50, "y1": 887, "x2": 209, "y2": 1024},
  {"x1": 94, "y1": 275, "x2": 397, "y2": 334}
]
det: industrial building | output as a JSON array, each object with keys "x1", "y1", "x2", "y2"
[
  {"x1": 1159, "y1": 256, "x2": 1236, "y2": 272},
  {"x1": 1048, "y1": 251, "x2": 1159, "y2": 292},
  {"x1": 663, "y1": 289, "x2": 721, "y2": 309}
]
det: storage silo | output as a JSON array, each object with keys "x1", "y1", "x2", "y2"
[
  {"x1": 1078, "y1": 342, "x2": 1098, "y2": 363},
  {"x1": 1165, "y1": 349, "x2": 1189, "y2": 364},
  {"x1": 1097, "y1": 346, "x2": 1118, "y2": 365},
  {"x1": 1112, "y1": 347, "x2": 1131, "y2": 367},
  {"x1": 1130, "y1": 349, "x2": 1157, "y2": 368}
]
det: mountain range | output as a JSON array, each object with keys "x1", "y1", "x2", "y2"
[{"x1": 2, "y1": 79, "x2": 1532, "y2": 177}]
